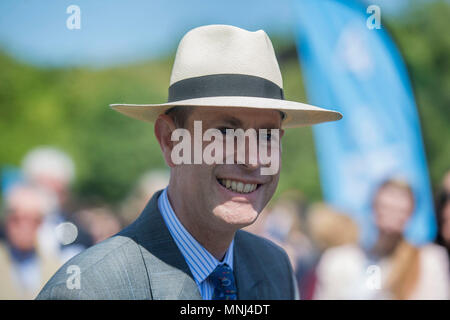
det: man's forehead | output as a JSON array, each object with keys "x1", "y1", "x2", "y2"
[{"x1": 187, "y1": 107, "x2": 283, "y2": 127}]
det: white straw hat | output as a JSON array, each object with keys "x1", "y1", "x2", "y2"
[{"x1": 110, "y1": 24, "x2": 342, "y2": 128}]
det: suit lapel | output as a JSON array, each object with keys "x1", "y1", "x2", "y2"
[
  {"x1": 128, "y1": 190, "x2": 201, "y2": 300},
  {"x1": 233, "y1": 231, "x2": 267, "y2": 299}
]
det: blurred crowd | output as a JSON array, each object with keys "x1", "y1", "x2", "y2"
[
  {"x1": 1, "y1": 146, "x2": 449, "y2": 300},
  {"x1": 246, "y1": 174, "x2": 450, "y2": 300},
  {"x1": 0, "y1": 146, "x2": 168, "y2": 299}
]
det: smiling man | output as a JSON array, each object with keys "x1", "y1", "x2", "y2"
[
  {"x1": 157, "y1": 106, "x2": 284, "y2": 262},
  {"x1": 37, "y1": 24, "x2": 341, "y2": 300}
]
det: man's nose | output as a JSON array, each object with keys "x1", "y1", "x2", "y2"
[
  {"x1": 237, "y1": 134, "x2": 268, "y2": 170},
  {"x1": 242, "y1": 142, "x2": 262, "y2": 170}
]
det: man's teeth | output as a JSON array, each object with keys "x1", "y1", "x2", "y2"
[{"x1": 219, "y1": 179, "x2": 257, "y2": 193}]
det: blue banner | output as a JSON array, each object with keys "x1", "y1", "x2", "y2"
[{"x1": 294, "y1": 0, "x2": 436, "y2": 246}]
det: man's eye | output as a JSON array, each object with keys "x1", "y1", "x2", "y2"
[
  {"x1": 218, "y1": 127, "x2": 230, "y2": 135},
  {"x1": 261, "y1": 132, "x2": 272, "y2": 141}
]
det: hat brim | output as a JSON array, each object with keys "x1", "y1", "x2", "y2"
[{"x1": 110, "y1": 96, "x2": 342, "y2": 128}]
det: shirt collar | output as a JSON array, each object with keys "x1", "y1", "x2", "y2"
[{"x1": 158, "y1": 187, "x2": 234, "y2": 284}]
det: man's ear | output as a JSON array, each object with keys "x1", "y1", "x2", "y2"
[{"x1": 154, "y1": 114, "x2": 177, "y2": 167}]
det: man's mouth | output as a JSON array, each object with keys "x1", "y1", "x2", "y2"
[{"x1": 217, "y1": 178, "x2": 261, "y2": 194}]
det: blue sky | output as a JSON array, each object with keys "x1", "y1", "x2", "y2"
[{"x1": 0, "y1": 0, "x2": 420, "y2": 68}]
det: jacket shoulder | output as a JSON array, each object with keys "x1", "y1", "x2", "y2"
[
  {"x1": 236, "y1": 229, "x2": 289, "y2": 261},
  {"x1": 235, "y1": 230, "x2": 299, "y2": 299},
  {"x1": 36, "y1": 235, "x2": 150, "y2": 300}
]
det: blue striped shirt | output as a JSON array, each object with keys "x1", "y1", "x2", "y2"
[{"x1": 158, "y1": 188, "x2": 235, "y2": 300}]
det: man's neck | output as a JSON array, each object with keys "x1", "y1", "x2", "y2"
[{"x1": 166, "y1": 186, "x2": 234, "y2": 261}]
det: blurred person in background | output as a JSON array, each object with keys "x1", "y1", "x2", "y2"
[
  {"x1": 441, "y1": 170, "x2": 450, "y2": 194},
  {"x1": 22, "y1": 147, "x2": 92, "y2": 263},
  {"x1": 77, "y1": 206, "x2": 122, "y2": 244},
  {"x1": 370, "y1": 179, "x2": 448, "y2": 299},
  {"x1": 0, "y1": 183, "x2": 60, "y2": 299},
  {"x1": 435, "y1": 170, "x2": 450, "y2": 285},
  {"x1": 314, "y1": 178, "x2": 449, "y2": 300},
  {"x1": 307, "y1": 203, "x2": 360, "y2": 300},
  {"x1": 119, "y1": 170, "x2": 169, "y2": 226}
]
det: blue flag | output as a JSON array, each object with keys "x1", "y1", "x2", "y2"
[{"x1": 294, "y1": 0, "x2": 436, "y2": 247}]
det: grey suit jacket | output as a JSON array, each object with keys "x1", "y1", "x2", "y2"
[{"x1": 37, "y1": 190, "x2": 299, "y2": 300}]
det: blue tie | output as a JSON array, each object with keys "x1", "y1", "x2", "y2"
[{"x1": 208, "y1": 263, "x2": 237, "y2": 300}]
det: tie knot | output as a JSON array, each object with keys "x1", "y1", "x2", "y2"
[
  {"x1": 208, "y1": 263, "x2": 237, "y2": 300},
  {"x1": 209, "y1": 263, "x2": 233, "y2": 285}
]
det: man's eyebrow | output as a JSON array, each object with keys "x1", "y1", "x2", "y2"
[
  {"x1": 216, "y1": 118, "x2": 281, "y2": 129},
  {"x1": 214, "y1": 115, "x2": 282, "y2": 129},
  {"x1": 259, "y1": 123, "x2": 281, "y2": 129},
  {"x1": 218, "y1": 116, "x2": 243, "y2": 127}
]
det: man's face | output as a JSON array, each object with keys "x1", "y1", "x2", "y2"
[
  {"x1": 169, "y1": 106, "x2": 284, "y2": 232},
  {"x1": 6, "y1": 189, "x2": 44, "y2": 251},
  {"x1": 373, "y1": 185, "x2": 414, "y2": 235}
]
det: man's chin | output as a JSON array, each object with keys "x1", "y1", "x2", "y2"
[{"x1": 213, "y1": 206, "x2": 259, "y2": 229}]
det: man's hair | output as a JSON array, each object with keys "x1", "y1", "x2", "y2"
[{"x1": 165, "y1": 106, "x2": 194, "y2": 128}]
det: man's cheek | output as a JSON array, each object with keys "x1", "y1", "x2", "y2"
[{"x1": 260, "y1": 131, "x2": 281, "y2": 176}]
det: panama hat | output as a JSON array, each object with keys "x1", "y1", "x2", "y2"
[{"x1": 110, "y1": 24, "x2": 342, "y2": 128}]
